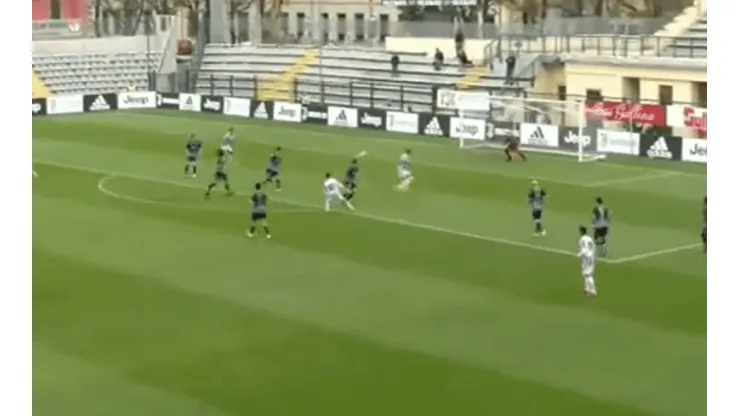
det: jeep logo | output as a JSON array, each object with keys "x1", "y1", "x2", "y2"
[
  {"x1": 32, "y1": 103, "x2": 41, "y2": 114},
  {"x1": 279, "y1": 107, "x2": 296, "y2": 117},
  {"x1": 203, "y1": 99, "x2": 221, "y2": 111},
  {"x1": 455, "y1": 123, "x2": 478, "y2": 135},
  {"x1": 690, "y1": 142, "x2": 707, "y2": 156},
  {"x1": 360, "y1": 113, "x2": 382, "y2": 127},
  {"x1": 564, "y1": 131, "x2": 591, "y2": 146},
  {"x1": 124, "y1": 95, "x2": 148, "y2": 105}
]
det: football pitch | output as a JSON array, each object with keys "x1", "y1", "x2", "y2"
[{"x1": 33, "y1": 111, "x2": 707, "y2": 416}]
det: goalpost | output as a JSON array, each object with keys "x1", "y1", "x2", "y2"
[{"x1": 451, "y1": 91, "x2": 607, "y2": 163}]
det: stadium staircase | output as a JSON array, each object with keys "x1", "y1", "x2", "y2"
[
  {"x1": 32, "y1": 70, "x2": 51, "y2": 98},
  {"x1": 257, "y1": 49, "x2": 320, "y2": 102}
]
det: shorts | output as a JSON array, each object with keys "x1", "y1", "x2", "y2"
[
  {"x1": 187, "y1": 155, "x2": 198, "y2": 163},
  {"x1": 326, "y1": 191, "x2": 345, "y2": 201},
  {"x1": 506, "y1": 142, "x2": 519, "y2": 151},
  {"x1": 531, "y1": 209, "x2": 542, "y2": 221},
  {"x1": 252, "y1": 212, "x2": 267, "y2": 221},
  {"x1": 594, "y1": 227, "x2": 609, "y2": 243},
  {"x1": 398, "y1": 168, "x2": 412, "y2": 180},
  {"x1": 214, "y1": 171, "x2": 228, "y2": 182},
  {"x1": 266, "y1": 168, "x2": 280, "y2": 180},
  {"x1": 582, "y1": 269, "x2": 594, "y2": 279}
]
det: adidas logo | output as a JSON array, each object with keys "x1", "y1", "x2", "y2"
[
  {"x1": 253, "y1": 103, "x2": 268, "y2": 119},
  {"x1": 335, "y1": 110, "x2": 347, "y2": 125},
  {"x1": 646, "y1": 137, "x2": 673, "y2": 159},
  {"x1": 423, "y1": 117, "x2": 443, "y2": 136},
  {"x1": 527, "y1": 126, "x2": 547, "y2": 145},
  {"x1": 89, "y1": 95, "x2": 110, "y2": 111}
]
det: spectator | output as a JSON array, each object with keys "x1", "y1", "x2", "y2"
[
  {"x1": 433, "y1": 48, "x2": 444, "y2": 71},
  {"x1": 457, "y1": 49, "x2": 473, "y2": 68},
  {"x1": 390, "y1": 54, "x2": 400, "y2": 75},
  {"x1": 505, "y1": 52, "x2": 517, "y2": 85}
]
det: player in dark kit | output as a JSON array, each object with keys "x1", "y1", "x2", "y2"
[
  {"x1": 184, "y1": 134, "x2": 202, "y2": 178},
  {"x1": 247, "y1": 183, "x2": 271, "y2": 239},
  {"x1": 528, "y1": 180, "x2": 546, "y2": 236},
  {"x1": 263, "y1": 147, "x2": 283, "y2": 191},
  {"x1": 204, "y1": 148, "x2": 234, "y2": 199},
  {"x1": 504, "y1": 135, "x2": 527, "y2": 162},
  {"x1": 592, "y1": 197, "x2": 611, "y2": 257},
  {"x1": 701, "y1": 196, "x2": 707, "y2": 253},
  {"x1": 344, "y1": 159, "x2": 359, "y2": 201}
]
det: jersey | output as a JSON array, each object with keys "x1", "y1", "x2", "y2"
[
  {"x1": 222, "y1": 131, "x2": 236, "y2": 147},
  {"x1": 268, "y1": 154, "x2": 282, "y2": 173},
  {"x1": 528, "y1": 188, "x2": 546, "y2": 212},
  {"x1": 185, "y1": 139, "x2": 202, "y2": 161},
  {"x1": 398, "y1": 153, "x2": 412, "y2": 179},
  {"x1": 345, "y1": 164, "x2": 359, "y2": 188},
  {"x1": 251, "y1": 191, "x2": 268, "y2": 220},
  {"x1": 579, "y1": 235, "x2": 596, "y2": 275},
  {"x1": 324, "y1": 177, "x2": 343, "y2": 196},
  {"x1": 215, "y1": 153, "x2": 229, "y2": 174},
  {"x1": 592, "y1": 205, "x2": 611, "y2": 229}
]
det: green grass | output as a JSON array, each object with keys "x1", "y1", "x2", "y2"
[{"x1": 33, "y1": 111, "x2": 706, "y2": 416}]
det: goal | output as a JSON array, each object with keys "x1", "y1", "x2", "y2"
[{"x1": 453, "y1": 92, "x2": 607, "y2": 163}]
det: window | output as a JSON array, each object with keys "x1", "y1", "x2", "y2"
[
  {"x1": 586, "y1": 89, "x2": 603, "y2": 101},
  {"x1": 296, "y1": 13, "x2": 306, "y2": 38},
  {"x1": 557, "y1": 85, "x2": 567, "y2": 101},
  {"x1": 337, "y1": 13, "x2": 347, "y2": 42},
  {"x1": 322, "y1": 13, "x2": 329, "y2": 42},
  {"x1": 355, "y1": 14, "x2": 365, "y2": 42},
  {"x1": 658, "y1": 85, "x2": 673, "y2": 105},
  {"x1": 50, "y1": 0, "x2": 61, "y2": 19},
  {"x1": 695, "y1": 82, "x2": 707, "y2": 108},
  {"x1": 379, "y1": 14, "x2": 389, "y2": 42},
  {"x1": 622, "y1": 77, "x2": 640, "y2": 102}
]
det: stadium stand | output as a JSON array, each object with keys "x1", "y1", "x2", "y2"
[
  {"x1": 196, "y1": 44, "x2": 533, "y2": 113},
  {"x1": 665, "y1": 13, "x2": 707, "y2": 57}
]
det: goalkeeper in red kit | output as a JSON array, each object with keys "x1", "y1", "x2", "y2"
[{"x1": 504, "y1": 135, "x2": 527, "y2": 162}]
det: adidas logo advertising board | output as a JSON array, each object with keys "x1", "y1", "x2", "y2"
[
  {"x1": 423, "y1": 116, "x2": 444, "y2": 137},
  {"x1": 273, "y1": 101, "x2": 302, "y2": 122},
  {"x1": 223, "y1": 97, "x2": 251, "y2": 117},
  {"x1": 200, "y1": 96, "x2": 223, "y2": 113},
  {"x1": 596, "y1": 129, "x2": 639, "y2": 155},
  {"x1": 520, "y1": 123, "x2": 558, "y2": 148},
  {"x1": 386, "y1": 111, "x2": 419, "y2": 134},
  {"x1": 681, "y1": 138, "x2": 707, "y2": 164},
  {"x1": 640, "y1": 135, "x2": 681, "y2": 161},
  {"x1": 328, "y1": 106, "x2": 358, "y2": 128},
  {"x1": 156, "y1": 93, "x2": 180, "y2": 109},
  {"x1": 82, "y1": 93, "x2": 116, "y2": 112},
  {"x1": 117, "y1": 91, "x2": 156, "y2": 109},
  {"x1": 250, "y1": 101, "x2": 272, "y2": 119},
  {"x1": 178, "y1": 93, "x2": 201, "y2": 112},
  {"x1": 450, "y1": 117, "x2": 486, "y2": 141},
  {"x1": 358, "y1": 109, "x2": 384, "y2": 130}
]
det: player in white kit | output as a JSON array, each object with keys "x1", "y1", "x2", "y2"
[
  {"x1": 324, "y1": 173, "x2": 355, "y2": 212},
  {"x1": 396, "y1": 149, "x2": 414, "y2": 191},
  {"x1": 578, "y1": 225, "x2": 598, "y2": 297},
  {"x1": 221, "y1": 127, "x2": 236, "y2": 154}
]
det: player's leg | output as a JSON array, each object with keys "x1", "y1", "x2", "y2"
[
  {"x1": 396, "y1": 171, "x2": 413, "y2": 190},
  {"x1": 222, "y1": 175, "x2": 233, "y2": 195},
  {"x1": 324, "y1": 193, "x2": 333, "y2": 211},
  {"x1": 184, "y1": 156, "x2": 193, "y2": 175},
  {"x1": 532, "y1": 209, "x2": 545, "y2": 236},
  {"x1": 504, "y1": 147, "x2": 512, "y2": 162},
  {"x1": 584, "y1": 273, "x2": 597, "y2": 296},
  {"x1": 516, "y1": 148, "x2": 527, "y2": 161},
  {"x1": 248, "y1": 214, "x2": 271, "y2": 238},
  {"x1": 263, "y1": 169, "x2": 275, "y2": 186},
  {"x1": 274, "y1": 173, "x2": 282, "y2": 191},
  {"x1": 191, "y1": 160, "x2": 198, "y2": 177},
  {"x1": 335, "y1": 191, "x2": 355, "y2": 210},
  {"x1": 344, "y1": 182, "x2": 356, "y2": 201},
  {"x1": 594, "y1": 228, "x2": 608, "y2": 256}
]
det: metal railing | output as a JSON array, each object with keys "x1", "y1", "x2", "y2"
[{"x1": 485, "y1": 34, "x2": 707, "y2": 61}]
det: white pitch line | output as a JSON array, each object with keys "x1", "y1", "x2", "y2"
[
  {"x1": 32, "y1": 170, "x2": 38, "y2": 177},
  {"x1": 607, "y1": 243, "x2": 703, "y2": 264},
  {"x1": 37, "y1": 159, "x2": 602, "y2": 262},
  {"x1": 583, "y1": 171, "x2": 680, "y2": 188}
]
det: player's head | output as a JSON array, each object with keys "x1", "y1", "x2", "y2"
[
  {"x1": 228, "y1": 127, "x2": 234, "y2": 133},
  {"x1": 325, "y1": 172, "x2": 331, "y2": 179},
  {"x1": 276, "y1": 146, "x2": 282, "y2": 153},
  {"x1": 578, "y1": 225, "x2": 588, "y2": 236},
  {"x1": 189, "y1": 133, "x2": 195, "y2": 139},
  {"x1": 351, "y1": 158, "x2": 358, "y2": 165},
  {"x1": 596, "y1": 197, "x2": 603, "y2": 205},
  {"x1": 217, "y1": 148, "x2": 226, "y2": 157},
  {"x1": 405, "y1": 149, "x2": 411, "y2": 155},
  {"x1": 254, "y1": 182, "x2": 262, "y2": 191},
  {"x1": 531, "y1": 180, "x2": 539, "y2": 190}
]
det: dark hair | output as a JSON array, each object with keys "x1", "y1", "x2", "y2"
[
  {"x1": 579, "y1": 225, "x2": 588, "y2": 235},
  {"x1": 596, "y1": 197, "x2": 603, "y2": 204},
  {"x1": 325, "y1": 172, "x2": 331, "y2": 178},
  {"x1": 255, "y1": 182, "x2": 262, "y2": 190}
]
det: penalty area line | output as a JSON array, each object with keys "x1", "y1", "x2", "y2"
[
  {"x1": 609, "y1": 243, "x2": 703, "y2": 264},
  {"x1": 37, "y1": 159, "x2": 615, "y2": 263}
]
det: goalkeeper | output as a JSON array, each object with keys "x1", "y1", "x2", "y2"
[{"x1": 504, "y1": 135, "x2": 527, "y2": 162}]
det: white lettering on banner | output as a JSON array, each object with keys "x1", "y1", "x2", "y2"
[
  {"x1": 328, "y1": 106, "x2": 358, "y2": 127},
  {"x1": 223, "y1": 97, "x2": 251, "y2": 117},
  {"x1": 117, "y1": 91, "x2": 156, "y2": 109},
  {"x1": 178, "y1": 94, "x2": 201, "y2": 112},
  {"x1": 681, "y1": 138, "x2": 707, "y2": 164},
  {"x1": 437, "y1": 89, "x2": 489, "y2": 111},
  {"x1": 450, "y1": 117, "x2": 485, "y2": 141},
  {"x1": 596, "y1": 129, "x2": 639, "y2": 155},
  {"x1": 386, "y1": 111, "x2": 419, "y2": 134},
  {"x1": 202, "y1": 98, "x2": 221, "y2": 112},
  {"x1": 519, "y1": 123, "x2": 558, "y2": 148},
  {"x1": 273, "y1": 102, "x2": 302, "y2": 122},
  {"x1": 667, "y1": 105, "x2": 707, "y2": 131},
  {"x1": 48, "y1": 95, "x2": 83, "y2": 115},
  {"x1": 32, "y1": 102, "x2": 41, "y2": 114},
  {"x1": 563, "y1": 131, "x2": 591, "y2": 147}
]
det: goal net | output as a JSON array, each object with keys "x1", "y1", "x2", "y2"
[{"x1": 451, "y1": 92, "x2": 606, "y2": 163}]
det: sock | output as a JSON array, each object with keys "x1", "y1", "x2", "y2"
[
  {"x1": 206, "y1": 183, "x2": 216, "y2": 194},
  {"x1": 184, "y1": 165, "x2": 190, "y2": 174},
  {"x1": 275, "y1": 179, "x2": 281, "y2": 190},
  {"x1": 263, "y1": 226, "x2": 270, "y2": 235},
  {"x1": 192, "y1": 166, "x2": 197, "y2": 175},
  {"x1": 505, "y1": 149, "x2": 512, "y2": 161},
  {"x1": 518, "y1": 151, "x2": 527, "y2": 161},
  {"x1": 224, "y1": 183, "x2": 232, "y2": 194},
  {"x1": 325, "y1": 198, "x2": 331, "y2": 211},
  {"x1": 345, "y1": 200, "x2": 355, "y2": 210},
  {"x1": 534, "y1": 222, "x2": 542, "y2": 234},
  {"x1": 586, "y1": 277, "x2": 597, "y2": 294},
  {"x1": 248, "y1": 226, "x2": 256, "y2": 235}
]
